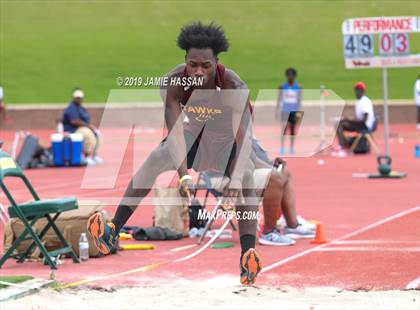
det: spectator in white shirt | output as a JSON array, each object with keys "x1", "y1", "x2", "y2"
[
  {"x1": 337, "y1": 82, "x2": 376, "y2": 148},
  {"x1": 414, "y1": 75, "x2": 420, "y2": 130}
]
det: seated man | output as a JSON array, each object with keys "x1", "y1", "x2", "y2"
[
  {"x1": 336, "y1": 82, "x2": 376, "y2": 149},
  {"x1": 62, "y1": 88, "x2": 102, "y2": 165},
  {"x1": 252, "y1": 137, "x2": 315, "y2": 246}
]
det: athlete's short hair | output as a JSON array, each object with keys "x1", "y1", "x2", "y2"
[
  {"x1": 285, "y1": 68, "x2": 297, "y2": 77},
  {"x1": 177, "y1": 22, "x2": 229, "y2": 56}
]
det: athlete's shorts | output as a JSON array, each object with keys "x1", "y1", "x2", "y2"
[
  {"x1": 253, "y1": 168, "x2": 272, "y2": 191},
  {"x1": 162, "y1": 129, "x2": 237, "y2": 177},
  {"x1": 281, "y1": 111, "x2": 301, "y2": 125}
]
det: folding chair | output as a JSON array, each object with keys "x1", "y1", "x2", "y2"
[
  {"x1": 0, "y1": 150, "x2": 79, "y2": 269},
  {"x1": 195, "y1": 164, "x2": 276, "y2": 244},
  {"x1": 350, "y1": 118, "x2": 380, "y2": 154},
  {"x1": 194, "y1": 171, "x2": 237, "y2": 244}
]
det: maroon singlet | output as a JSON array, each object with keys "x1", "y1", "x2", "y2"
[{"x1": 180, "y1": 64, "x2": 237, "y2": 172}]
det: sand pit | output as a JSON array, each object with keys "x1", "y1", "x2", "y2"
[{"x1": 2, "y1": 277, "x2": 419, "y2": 310}]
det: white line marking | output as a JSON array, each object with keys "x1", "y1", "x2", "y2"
[
  {"x1": 175, "y1": 212, "x2": 231, "y2": 262},
  {"x1": 331, "y1": 240, "x2": 419, "y2": 245},
  {"x1": 315, "y1": 247, "x2": 420, "y2": 252},
  {"x1": 405, "y1": 277, "x2": 420, "y2": 289},
  {"x1": 171, "y1": 244, "x2": 198, "y2": 252},
  {"x1": 262, "y1": 206, "x2": 420, "y2": 273}
]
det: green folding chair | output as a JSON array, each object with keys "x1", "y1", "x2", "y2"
[{"x1": 0, "y1": 150, "x2": 80, "y2": 269}]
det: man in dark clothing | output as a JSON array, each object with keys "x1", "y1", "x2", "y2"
[{"x1": 62, "y1": 88, "x2": 102, "y2": 165}]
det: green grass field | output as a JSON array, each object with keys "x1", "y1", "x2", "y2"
[{"x1": 0, "y1": 1, "x2": 418, "y2": 103}]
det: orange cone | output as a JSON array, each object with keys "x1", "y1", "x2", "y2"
[{"x1": 311, "y1": 222, "x2": 330, "y2": 244}]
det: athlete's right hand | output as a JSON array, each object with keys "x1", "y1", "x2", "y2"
[{"x1": 179, "y1": 178, "x2": 195, "y2": 201}]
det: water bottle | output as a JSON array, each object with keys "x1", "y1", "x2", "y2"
[
  {"x1": 79, "y1": 233, "x2": 89, "y2": 261},
  {"x1": 415, "y1": 144, "x2": 420, "y2": 158},
  {"x1": 56, "y1": 121, "x2": 64, "y2": 134}
]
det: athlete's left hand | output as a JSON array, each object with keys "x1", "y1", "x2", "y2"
[{"x1": 273, "y1": 157, "x2": 286, "y2": 168}]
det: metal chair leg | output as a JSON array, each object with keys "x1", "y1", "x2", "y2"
[{"x1": 197, "y1": 202, "x2": 222, "y2": 245}]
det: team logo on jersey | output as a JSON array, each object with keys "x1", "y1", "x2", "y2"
[{"x1": 183, "y1": 105, "x2": 222, "y2": 122}]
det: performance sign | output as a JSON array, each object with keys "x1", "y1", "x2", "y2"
[{"x1": 342, "y1": 16, "x2": 420, "y2": 69}]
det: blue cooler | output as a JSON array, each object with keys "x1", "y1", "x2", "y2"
[
  {"x1": 69, "y1": 133, "x2": 83, "y2": 165},
  {"x1": 52, "y1": 134, "x2": 64, "y2": 166},
  {"x1": 51, "y1": 133, "x2": 83, "y2": 166}
]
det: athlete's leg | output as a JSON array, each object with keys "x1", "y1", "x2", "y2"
[
  {"x1": 289, "y1": 112, "x2": 299, "y2": 153},
  {"x1": 289, "y1": 122, "x2": 296, "y2": 152},
  {"x1": 261, "y1": 168, "x2": 297, "y2": 231},
  {"x1": 279, "y1": 168, "x2": 298, "y2": 228},
  {"x1": 87, "y1": 141, "x2": 175, "y2": 254},
  {"x1": 237, "y1": 162, "x2": 262, "y2": 285},
  {"x1": 113, "y1": 142, "x2": 175, "y2": 232},
  {"x1": 261, "y1": 170, "x2": 284, "y2": 233},
  {"x1": 280, "y1": 112, "x2": 288, "y2": 154}
]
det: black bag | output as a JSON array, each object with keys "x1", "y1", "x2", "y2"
[
  {"x1": 16, "y1": 134, "x2": 54, "y2": 169},
  {"x1": 16, "y1": 135, "x2": 41, "y2": 169},
  {"x1": 189, "y1": 198, "x2": 206, "y2": 229},
  {"x1": 28, "y1": 148, "x2": 54, "y2": 169},
  {"x1": 349, "y1": 136, "x2": 370, "y2": 154}
]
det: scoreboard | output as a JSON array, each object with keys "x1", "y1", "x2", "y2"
[{"x1": 342, "y1": 16, "x2": 420, "y2": 69}]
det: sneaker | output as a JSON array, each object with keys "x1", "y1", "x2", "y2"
[
  {"x1": 336, "y1": 149, "x2": 348, "y2": 157},
  {"x1": 240, "y1": 248, "x2": 262, "y2": 285},
  {"x1": 289, "y1": 147, "x2": 295, "y2": 154},
  {"x1": 296, "y1": 215, "x2": 316, "y2": 230},
  {"x1": 258, "y1": 229, "x2": 296, "y2": 246},
  {"x1": 87, "y1": 212, "x2": 118, "y2": 255},
  {"x1": 277, "y1": 215, "x2": 317, "y2": 231},
  {"x1": 284, "y1": 224, "x2": 315, "y2": 239},
  {"x1": 279, "y1": 147, "x2": 285, "y2": 155},
  {"x1": 86, "y1": 156, "x2": 96, "y2": 166},
  {"x1": 93, "y1": 156, "x2": 104, "y2": 164}
]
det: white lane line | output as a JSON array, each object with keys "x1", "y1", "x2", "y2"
[
  {"x1": 315, "y1": 247, "x2": 420, "y2": 252},
  {"x1": 331, "y1": 240, "x2": 419, "y2": 245},
  {"x1": 262, "y1": 206, "x2": 420, "y2": 273},
  {"x1": 174, "y1": 212, "x2": 231, "y2": 262},
  {"x1": 405, "y1": 277, "x2": 420, "y2": 290},
  {"x1": 171, "y1": 244, "x2": 198, "y2": 252}
]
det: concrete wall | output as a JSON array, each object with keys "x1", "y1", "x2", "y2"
[{"x1": 0, "y1": 101, "x2": 417, "y2": 131}]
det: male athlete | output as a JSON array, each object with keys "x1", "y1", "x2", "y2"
[{"x1": 88, "y1": 22, "x2": 262, "y2": 285}]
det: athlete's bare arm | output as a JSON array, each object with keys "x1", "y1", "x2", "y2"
[
  {"x1": 277, "y1": 85, "x2": 283, "y2": 120},
  {"x1": 298, "y1": 84, "x2": 303, "y2": 106},
  {"x1": 161, "y1": 66, "x2": 189, "y2": 180},
  {"x1": 223, "y1": 69, "x2": 254, "y2": 196}
]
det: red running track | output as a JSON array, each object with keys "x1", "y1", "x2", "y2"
[{"x1": 0, "y1": 124, "x2": 419, "y2": 290}]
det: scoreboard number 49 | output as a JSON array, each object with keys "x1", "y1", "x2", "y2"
[{"x1": 343, "y1": 33, "x2": 409, "y2": 57}]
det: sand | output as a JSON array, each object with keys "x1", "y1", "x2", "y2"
[{"x1": 2, "y1": 276, "x2": 419, "y2": 310}]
